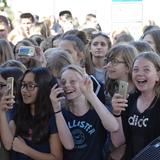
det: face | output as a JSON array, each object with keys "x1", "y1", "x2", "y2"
[
  {"x1": 58, "y1": 40, "x2": 82, "y2": 64},
  {"x1": 0, "y1": 23, "x2": 8, "y2": 39},
  {"x1": 91, "y1": 35, "x2": 109, "y2": 58},
  {"x1": 132, "y1": 57, "x2": 159, "y2": 93},
  {"x1": 143, "y1": 34, "x2": 156, "y2": 52},
  {"x1": 21, "y1": 72, "x2": 38, "y2": 105},
  {"x1": 21, "y1": 18, "x2": 33, "y2": 34},
  {"x1": 0, "y1": 74, "x2": 7, "y2": 98},
  {"x1": 60, "y1": 69, "x2": 83, "y2": 100},
  {"x1": 105, "y1": 56, "x2": 129, "y2": 81}
]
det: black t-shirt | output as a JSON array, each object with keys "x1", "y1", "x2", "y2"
[
  {"x1": 63, "y1": 109, "x2": 107, "y2": 160},
  {"x1": 10, "y1": 114, "x2": 57, "y2": 160},
  {"x1": 122, "y1": 92, "x2": 160, "y2": 159}
]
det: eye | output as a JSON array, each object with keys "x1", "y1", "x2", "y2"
[
  {"x1": 144, "y1": 68, "x2": 150, "y2": 73},
  {"x1": 111, "y1": 59, "x2": 117, "y2": 64},
  {"x1": 133, "y1": 68, "x2": 139, "y2": 73},
  {"x1": 28, "y1": 84, "x2": 35, "y2": 90},
  {"x1": 21, "y1": 82, "x2": 26, "y2": 88},
  {"x1": 93, "y1": 42, "x2": 98, "y2": 46},
  {"x1": 100, "y1": 42, "x2": 107, "y2": 47},
  {"x1": 60, "y1": 79, "x2": 66, "y2": 86},
  {"x1": 70, "y1": 80, "x2": 77, "y2": 85}
]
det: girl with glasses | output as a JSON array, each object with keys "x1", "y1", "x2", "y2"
[
  {"x1": 0, "y1": 67, "x2": 63, "y2": 160},
  {"x1": 105, "y1": 43, "x2": 138, "y2": 97},
  {"x1": 104, "y1": 43, "x2": 138, "y2": 160}
]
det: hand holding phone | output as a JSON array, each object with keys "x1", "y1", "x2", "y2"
[
  {"x1": 18, "y1": 46, "x2": 35, "y2": 57},
  {"x1": 7, "y1": 77, "x2": 14, "y2": 97},
  {"x1": 118, "y1": 80, "x2": 128, "y2": 99}
]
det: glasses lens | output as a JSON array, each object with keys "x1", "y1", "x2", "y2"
[{"x1": 21, "y1": 83, "x2": 38, "y2": 91}]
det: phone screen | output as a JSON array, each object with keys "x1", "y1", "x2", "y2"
[
  {"x1": 18, "y1": 46, "x2": 35, "y2": 56},
  {"x1": 118, "y1": 80, "x2": 128, "y2": 99},
  {"x1": 7, "y1": 77, "x2": 14, "y2": 96}
]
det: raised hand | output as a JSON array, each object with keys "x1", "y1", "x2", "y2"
[
  {"x1": 50, "y1": 84, "x2": 64, "y2": 112},
  {"x1": 80, "y1": 75, "x2": 94, "y2": 97},
  {"x1": 112, "y1": 93, "x2": 128, "y2": 116},
  {"x1": 0, "y1": 89, "x2": 15, "y2": 112}
]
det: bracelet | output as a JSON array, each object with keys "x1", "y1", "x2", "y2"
[
  {"x1": 113, "y1": 113, "x2": 121, "y2": 117},
  {"x1": 54, "y1": 110, "x2": 62, "y2": 114}
]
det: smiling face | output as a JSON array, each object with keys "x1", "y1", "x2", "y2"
[
  {"x1": 21, "y1": 72, "x2": 38, "y2": 105},
  {"x1": 90, "y1": 35, "x2": 109, "y2": 58},
  {"x1": 60, "y1": 69, "x2": 83, "y2": 100},
  {"x1": 132, "y1": 57, "x2": 159, "y2": 93}
]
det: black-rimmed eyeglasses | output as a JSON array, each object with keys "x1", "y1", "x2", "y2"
[
  {"x1": 21, "y1": 82, "x2": 38, "y2": 91},
  {"x1": 105, "y1": 58, "x2": 126, "y2": 66}
]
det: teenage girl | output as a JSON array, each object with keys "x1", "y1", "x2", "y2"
[
  {"x1": 50, "y1": 64, "x2": 119, "y2": 160},
  {"x1": 111, "y1": 52, "x2": 160, "y2": 159},
  {"x1": 0, "y1": 67, "x2": 63, "y2": 160}
]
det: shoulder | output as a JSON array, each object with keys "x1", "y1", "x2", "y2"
[{"x1": 128, "y1": 91, "x2": 140, "y2": 102}]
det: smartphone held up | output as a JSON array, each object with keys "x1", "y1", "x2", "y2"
[
  {"x1": 18, "y1": 46, "x2": 35, "y2": 57},
  {"x1": 118, "y1": 80, "x2": 128, "y2": 99},
  {"x1": 7, "y1": 77, "x2": 14, "y2": 97}
]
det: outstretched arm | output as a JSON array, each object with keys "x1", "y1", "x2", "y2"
[{"x1": 0, "y1": 92, "x2": 16, "y2": 150}]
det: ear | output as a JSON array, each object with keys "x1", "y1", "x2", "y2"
[
  {"x1": 156, "y1": 71, "x2": 160, "y2": 82},
  {"x1": 125, "y1": 66, "x2": 130, "y2": 75}
]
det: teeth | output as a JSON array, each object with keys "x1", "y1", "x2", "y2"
[{"x1": 137, "y1": 80, "x2": 147, "y2": 83}]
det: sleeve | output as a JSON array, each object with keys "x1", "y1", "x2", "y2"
[
  {"x1": 7, "y1": 105, "x2": 17, "y2": 122},
  {"x1": 48, "y1": 114, "x2": 58, "y2": 134}
]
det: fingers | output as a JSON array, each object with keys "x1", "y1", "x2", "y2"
[
  {"x1": 112, "y1": 93, "x2": 128, "y2": 114},
  {"x1": 50, "y1": 84, "x2": 65, "y2": 100},
  {"x1": 0, "y1": 95, "x2": 15, "y2": 111}
]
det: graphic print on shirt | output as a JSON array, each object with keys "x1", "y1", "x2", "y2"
[
  {"x1": 128, "y1": 114, "x2": 149, "y2": 127},
  {"x1": 68, "y1": 120, "x2": 95, "y2": 149}
]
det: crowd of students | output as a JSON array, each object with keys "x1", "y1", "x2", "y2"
[{"x1": 0, "y1": 10, "x2": 160, "y2": 160}]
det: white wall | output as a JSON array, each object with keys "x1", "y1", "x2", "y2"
[{"x1": 9, "y1": 0, "x2": 160, "y2": 37}]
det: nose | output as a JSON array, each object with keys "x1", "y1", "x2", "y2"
[
  {"x1": 97, "y1": 44, "x2": 102, "y2": 49},
  {"x1": 105, "y1": 61, "x2": 112, "y2": 68},
  {"x1": 64, "y1": 81, "x2": 70, "y2": 88}
]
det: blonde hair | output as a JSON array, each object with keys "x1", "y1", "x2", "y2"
[
  {"x1": 60, "y1": 64, "x2": 90, "y2": 110},
  {"x1": 61, "y1": 64, "x2": 85, "y2": 77},
  {"x1": 45, "y1": 48, "x2": 74, "y2": 77}
]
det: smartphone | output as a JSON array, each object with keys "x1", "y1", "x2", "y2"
[
  {"x1": 56, "y1": 85, "x2": 65, "y2": 98},
  {"x1": 7, "y1": 77, "x2": 14, "y2": 96},
  {"x1": 118, "y1": 80, "x2": 128, "y2": 99},
  {"x1": 18, "y1": 46, "x2": 35, "y2": 57}
]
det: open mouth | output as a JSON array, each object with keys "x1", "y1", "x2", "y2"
[
  {"x1": 137, "y1": 80, "x2": 147, "y2": 84},
  {"x1": 65, "y1": 90, "x2": 74, "y2": 95}
]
